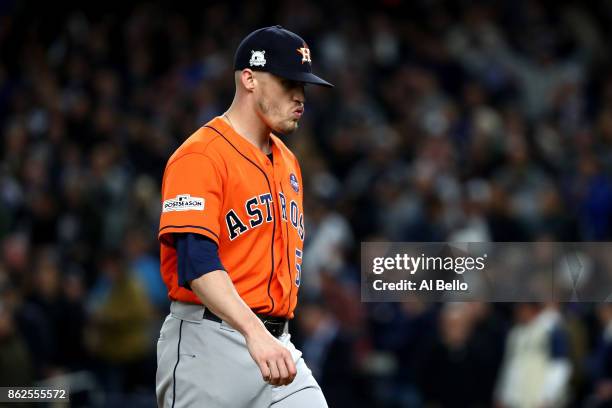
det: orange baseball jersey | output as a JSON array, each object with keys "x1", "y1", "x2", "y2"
[{"x1": 158, "y1": 117, "x2": 305, "y2": 319}]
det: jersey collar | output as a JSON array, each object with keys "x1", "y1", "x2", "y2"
[{"x1": 209, "y1": 116, "x2": 281, "y2": 167}]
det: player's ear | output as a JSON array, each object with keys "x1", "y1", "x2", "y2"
[{"x1": 240, "y1": 69, "x2": 256, "y2": 92}]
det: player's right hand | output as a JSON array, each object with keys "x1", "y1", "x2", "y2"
[{"x1": 245, "y1": 326, "x2": 297, "y2": 386}]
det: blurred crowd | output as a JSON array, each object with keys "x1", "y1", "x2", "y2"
[{"x1": 1, "y1": 0, "x2": 612, "y2": 406}]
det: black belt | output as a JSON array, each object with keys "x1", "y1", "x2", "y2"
[{"x1": 203, "y1": 308, "x2": 287, "y2": 338}]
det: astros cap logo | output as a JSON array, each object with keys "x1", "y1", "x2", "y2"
[{"x1": 297, "y1": 45, "x2": 311, "y2": 64}]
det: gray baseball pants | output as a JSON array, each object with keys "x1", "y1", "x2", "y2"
[{"x1": 156, "y1": 301, "x2": 328, "y2": 408}]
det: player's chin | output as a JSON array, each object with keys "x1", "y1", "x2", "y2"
[{"x1": 279, "y1": 119, "x2": 299, "y2": 135}]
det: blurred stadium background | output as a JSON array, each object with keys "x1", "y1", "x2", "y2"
[{"x1": 1, "y1": 0, "x2": 612, "y2": 406}]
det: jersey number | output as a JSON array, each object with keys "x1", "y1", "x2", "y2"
[{"x1": 295, "y1": 249, "x2": 302, "y2": 287}]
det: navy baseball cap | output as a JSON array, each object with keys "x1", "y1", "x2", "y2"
[{"x1": 234, "y1": 25, "x2": 333, "y2": 88}]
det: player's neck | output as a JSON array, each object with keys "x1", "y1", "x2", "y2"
[{"x1": 223, "y1": 105, "x2": 271, "y2": 154}]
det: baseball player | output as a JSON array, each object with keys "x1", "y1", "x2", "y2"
[{"x1": 155, "y1": 26, "x2": 333, "y2": 408}]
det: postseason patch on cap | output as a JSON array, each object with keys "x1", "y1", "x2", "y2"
[
  {"x1": 249, "y1": 50, "x2": 266, "y2": 67},
  {"x1": 289, "y1": 174, "x2": 299, "y2": 193}
]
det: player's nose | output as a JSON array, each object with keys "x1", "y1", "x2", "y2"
[{"x1": 294, "y1": 84, "x2": 305, "y2": 105}]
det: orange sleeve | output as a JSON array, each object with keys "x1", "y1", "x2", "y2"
[{"x1": 158, "y1": 152, "x2": 223, "y2": 245}]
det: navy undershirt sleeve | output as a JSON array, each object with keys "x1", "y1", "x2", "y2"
[{"x1": 175, "y1": 233, "x2": 225, "y2": 290}]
